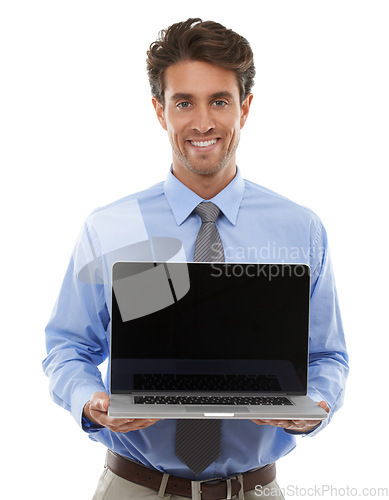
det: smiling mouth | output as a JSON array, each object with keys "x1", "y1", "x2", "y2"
[{"x1": 188, "y1": 139, "x2": 219, "y2": 148}]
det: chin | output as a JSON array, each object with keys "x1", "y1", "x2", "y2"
[
  {"x1": 183, "y1": 156, "x2": 228, "y2": 176},
  {"x1": 186, "y1": 164, "x2": 225, "y2": 176},
  {"x1": 188, "y1": 165, "x2": 223, "y2": 175}
]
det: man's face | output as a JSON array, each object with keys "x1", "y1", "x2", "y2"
[{"x1": 153, "y1": 60, "x2": 252, "y2": 178}]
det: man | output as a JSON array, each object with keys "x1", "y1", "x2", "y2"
[{"x1": 43, "y1": 18, "x2": 348, "y2": 500}]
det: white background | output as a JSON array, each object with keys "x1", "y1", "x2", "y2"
[{"x1": 1, "y1": 1, "x2": 388, "y2": 498}]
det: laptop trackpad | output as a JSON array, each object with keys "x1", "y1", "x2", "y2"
[{"x1": 185, "y1": 406, "x2": 250, "y2": 414}]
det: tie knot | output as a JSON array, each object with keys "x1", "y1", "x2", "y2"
[{"x1": 195, "y1": 202, "x2": 221, "y2": 223}]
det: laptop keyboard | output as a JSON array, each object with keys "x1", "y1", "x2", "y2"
[
  {"x1": 134, "y1": 395, "x2": 293, "y2": 405},
  {"x1": 133, "y1": 373, "x2": 282, "y2": 392},
  {"x1": 132, "y1": 374, "x2": 291, "y2": 405}
]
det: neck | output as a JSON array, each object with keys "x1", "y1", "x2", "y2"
[{"x1": 172, "y1": 162, "x2": 237, "y2": 199}]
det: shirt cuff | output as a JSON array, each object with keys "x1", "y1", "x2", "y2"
[
  {"x1": 70, "y1": 383, "x2": 107, "y2": 433},
  {"x1": 81, "y1": 414, "x2": 105, "y2": 432}
]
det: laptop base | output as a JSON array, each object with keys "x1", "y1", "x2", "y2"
[{"x1": 108, "y1": 393, "x2": 328, "y2": 420}]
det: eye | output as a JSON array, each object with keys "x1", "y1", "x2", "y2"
[
  {"x1": 213, "y1": 100, "x2": 228, "y2": 107},
  {"x1": 177, "y1": 101, "x2": 191, "y2": 109}
]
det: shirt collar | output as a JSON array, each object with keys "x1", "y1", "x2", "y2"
[{"x1": 164, "y1": 166, "x2": 245, "y2": 226}]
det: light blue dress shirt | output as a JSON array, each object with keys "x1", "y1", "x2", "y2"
[{"x1": 43, "y1": 167, "x2": 349, "y2": 480}]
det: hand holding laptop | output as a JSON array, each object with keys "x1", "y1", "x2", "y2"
[
  {"x1": 250, "y1": 400, "x2": 329, "y2": 433},
  {"x1": 83, "y1": 392, "x2": 161, "y2": 433}
]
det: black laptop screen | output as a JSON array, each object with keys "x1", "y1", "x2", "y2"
[{"x1": 110, "y1": 263, "x2": 310, "y2": 394}]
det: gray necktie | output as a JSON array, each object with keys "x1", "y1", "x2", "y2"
[
  {"x1": 175, "y1": 202, "x2": 224, "y2": 476},
  {"x1": 193, "y1": 202, "x2": 225, "y2": 262}
]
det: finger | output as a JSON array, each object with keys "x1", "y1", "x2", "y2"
[
  {"x1": 270, "y1": 419, "x2": 307, "y2": 430},
  {"x1": 250, "y1": 419, "x2": 270, "y2": 426},
  {"x1": 291, "y1": 421, "x2": 309, "y2": 429},
  {"x1": 275, "y1": 420, "x2": 291, "y2": 428},
  {"x1": 291, "y1": 420, "x2": 309, "y2": 426},
  {"x1": 125, "y1": 419, "x2": 161, "y2": 430},
  {"x1": 90, "y1": 392, "x2": 110, "y2": 413},
  {"x1": 106, "y1": 418, "x2": 161, "y2": 433},
  {"x1": 113, "y1": 420, "x2": 161, "y2": 433},
  {"x1": 317, "y1": 400, "x2": 330, "y2": 413},
  {"x1": 261, "y1": 419, "x2": 286, "y2": 427},
  {"x1": 287, "y1": 419, "x2": 321, "y2": 432},
  {"x1": 94, "y1": 413, "x2": 135, "y2": 430},
  {"x1": 292, "y1": 419, "x2": 316, "y2": 426}
]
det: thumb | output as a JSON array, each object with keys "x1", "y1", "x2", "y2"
[
  {"x1": 317, "y1": 400, "x2": 330, "y2": 413},
  {"x1": 91, "y1": 391, "x2": 110, "y2": 412}
]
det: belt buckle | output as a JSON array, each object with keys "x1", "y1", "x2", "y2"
[
  {"x1": 191, "y1": 476, "x2": 236, "y2": 500},
  {"x1": 190, "y1": 476, "x2": 223, "y2": 500},
  {"x1": 191, "y1": 480, "x2": 202, "y2": 500}
]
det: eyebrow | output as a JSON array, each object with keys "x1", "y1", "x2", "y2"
[{"x1": 170, "y1": 91, "x2": 236, "y2": 101}]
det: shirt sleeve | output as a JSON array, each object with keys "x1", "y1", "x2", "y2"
[
  {"x1": 301, "y1": 219, "x2": 349, "y2": 436},
  {"x1": 42, "y1": 216, "x2": 110, "y2": 431}
]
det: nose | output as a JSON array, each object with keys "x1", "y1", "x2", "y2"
[{"x1": 190, "y1": 105, "x2": 215, "y2": 134}]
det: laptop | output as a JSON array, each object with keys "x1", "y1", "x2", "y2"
[{"x1": 108, "y1": 262, "x2": 328, "y2": 420}]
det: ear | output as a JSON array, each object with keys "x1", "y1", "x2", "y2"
[
  {"x1": 152, "y1": 97, "x2": 167, "y2": 131},
  {"x1": 240, "y1": 93, "x2": 254, "y2": 129}
]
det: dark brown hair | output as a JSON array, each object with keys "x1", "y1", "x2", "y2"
[{"x1": 146, "y1": 18, "x2": 255, "y2": 108}]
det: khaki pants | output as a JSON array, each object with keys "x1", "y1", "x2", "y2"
[{"x1": 92, "y1": 465, "x2": 285, "y2": 500}]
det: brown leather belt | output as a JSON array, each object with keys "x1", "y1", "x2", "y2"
[{"x1": 106, "y1": 450, "x2": 276, "y2": 499}]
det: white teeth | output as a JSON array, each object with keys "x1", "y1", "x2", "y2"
[{"x1": 190, "y1": 139, "x2": 218, "y2": 147}]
